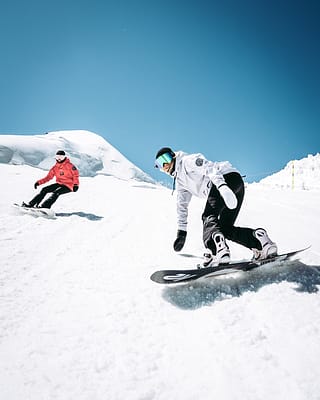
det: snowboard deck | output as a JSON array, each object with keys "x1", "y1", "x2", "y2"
[
  {"x1": 150, "y1": 247, "x2": 310, "y2": 284},
  {"x1": 13, "y1": 203, "x2": 56, "y2": 219}
]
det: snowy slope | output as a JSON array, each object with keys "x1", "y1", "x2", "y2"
[
  {"x1": 0, "y1": 130, "x2": 154, "y2": 182},
  {"x1": 1, "y1": 136, "x2": 320, "y2": 400},
  {"x1": 258, "y1": 153, "x2": 320, "y2": 190}
]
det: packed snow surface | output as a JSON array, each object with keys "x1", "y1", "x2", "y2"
[{"x1": 1, "y1": 131, "x2": 320, "y2": 400}]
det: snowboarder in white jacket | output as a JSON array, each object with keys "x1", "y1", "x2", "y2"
[{"x1": 154, "y1": 147, "x2": 278, "y2": 267}]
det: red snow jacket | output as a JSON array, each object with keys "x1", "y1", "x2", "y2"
[{"x1": 36, "y1": 158, "x2": 79, "y2": 191}]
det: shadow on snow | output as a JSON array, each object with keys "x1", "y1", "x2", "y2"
[
  {"x1": 162, "y1": 261, "x2": 320, "y2": 310},
  {"x1": 55, "y1": 211, "x2": 104, "y2": 221}
]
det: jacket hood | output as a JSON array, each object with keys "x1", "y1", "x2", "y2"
[{"x1": 172, "y1": 151, "x2": 188, "y2": 176}]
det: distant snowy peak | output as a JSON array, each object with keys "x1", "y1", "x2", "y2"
[
  {"x1": 0, "y1": 130, "x2": 155, "y2": 183},
  {"x1": 258, "y1": 153, "x2": 320, "y2": 190}
]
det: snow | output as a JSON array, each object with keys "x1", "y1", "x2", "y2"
[
  {"x1": 1, "y1": 131, "x2": 320, "y2": 400},
  {"x1": 256, "y1": 153, "x2": 320, "y2": 191}
]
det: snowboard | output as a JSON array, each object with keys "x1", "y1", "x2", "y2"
[
  {"x1": 150, "y1": 247, "x2": 309, "y2": 284},
  {"x1": 13, "y1": 203, "x2": 56, "y2": 219}
]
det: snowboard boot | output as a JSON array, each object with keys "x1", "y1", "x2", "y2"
[
  {"x1": 21, "y1": 202, "x2": 33, "y2": 208},
  {"x1": 252, "y1": 228, "x2": 278, "y2": 261},
  {"x1": 201, "y1": 232, "x2": 230, "y2": 267}
]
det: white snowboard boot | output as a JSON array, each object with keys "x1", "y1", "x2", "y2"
[
  {"x1": 202, "y1": 232, "x2": 230, "y2": 267},
  {"x1": 252, "y1": 228, "x2": 278, "y2": 261}
]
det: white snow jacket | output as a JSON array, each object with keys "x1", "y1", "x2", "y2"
[{"x1": 173, "y1": 151, "x2": 239, "y2": 230}]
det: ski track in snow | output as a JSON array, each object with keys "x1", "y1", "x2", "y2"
[{"x1": 1, "y1": 164, "x2": 320, "y2": 400}]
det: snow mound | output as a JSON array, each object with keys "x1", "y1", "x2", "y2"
[
  {"x1": 0, "y1": 130, "x2": 155, "y2": 183},
  {"x1": 257, "y1": 153, "x2": 320, "y2": 190}
]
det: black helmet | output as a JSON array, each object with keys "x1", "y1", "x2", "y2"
[
  {"x1": 155, "y1": 147, "x2": 175, "y2": 160},
  {"x1": 154, "y1": 147, "x2": 175, "y2": 169},
  {"x1": 55, "y1": 150, "x2": 66, "y2": 163},
  {"x1": 154, "y1": 147, "x2": 176, "y2": 174}
]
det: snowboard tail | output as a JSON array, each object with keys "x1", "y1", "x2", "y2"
[{"x1": 150, "y1": 247, "x2": 310, "y2": 284}]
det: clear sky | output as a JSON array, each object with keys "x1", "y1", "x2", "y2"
[{"x1": 0, "y1": 0, "x2": 319, "y2": 183}]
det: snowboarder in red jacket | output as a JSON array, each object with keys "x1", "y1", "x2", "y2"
[{"x1": 22, "y1": 150, "x2": 79, "y2": 209}]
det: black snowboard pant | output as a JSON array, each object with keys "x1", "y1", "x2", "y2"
[
  {"x1": 202, "y1": 172, "x2": 261, "y2": 254},
  {"x1": 29, "y1": 183, "x2": 71, "y2": 209}
]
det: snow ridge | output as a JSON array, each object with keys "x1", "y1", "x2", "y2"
[
  {"x1": 258, "y1": 153, "x2": 320, "y2": 190},
  {"x1": 0, "y1": 130, "x2": 155, "y2": 183}
]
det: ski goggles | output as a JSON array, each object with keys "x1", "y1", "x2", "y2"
[
  {"x1": 154, "y1": 152, "x2": 173, "y2": 169},
  {"x1": 55, "y1": 154, "x2": 66, "y2": 162}
]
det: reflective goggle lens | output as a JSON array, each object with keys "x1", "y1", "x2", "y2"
[
  {"x1": 154, "y1": 153, "x2": 173, "y2": 169},
  {"x1": 55, "y1": 155, "x2": 66, "y2": 161}
]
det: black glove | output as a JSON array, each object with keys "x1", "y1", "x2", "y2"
[
  {"x1": 173, "y1": 230, "x2": 187, "y2": 252},
  {"x1": 73, "y1": 185, "x2": 79, "y2": 192},
  {"x1": 34, "y1": 182, "x2": 39, "y2": 189}
]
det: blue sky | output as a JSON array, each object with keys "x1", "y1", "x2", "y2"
[{"x1": 0, "y1": 0, "x2": 319, "y2": 183}]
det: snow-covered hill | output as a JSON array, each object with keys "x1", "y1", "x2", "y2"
[
  {"x1": 1, "y1": 134, "x2": 320, "y2": 400},
  {"x1": 258, "y1": 153, "x2": 320, "y2": 190},
  {"x1": 0, "y1": 130, "x2": 154, "y2": 183}
]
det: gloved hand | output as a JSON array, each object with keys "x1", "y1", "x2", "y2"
[
  {"x1": 73, "y1": 185, "x2": 79, "y2": 192},
  {"x1": 34, "y1": 182, "x2": 39, "y2": 189},
  {"x1": 218, "y1": 184, "x2": 237, "y2": 209},
  {"x1": 173, "y1": 230, "x2": 187, "y2": 251}
]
